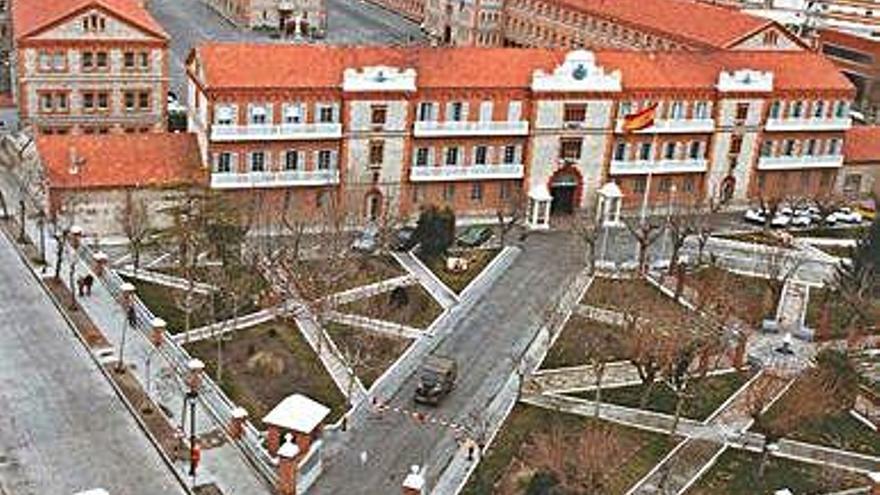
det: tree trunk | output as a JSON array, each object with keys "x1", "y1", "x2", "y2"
[
  {"x1": 638, "y1": 241, "x2": 649, "y2": 274},
  {"x1": 757, "y1": 440, "x2": 772, "y2": 479},
  {"x1": 132, "y1": 245, "x2": 141, "y2": 274},
  {"x1": 671, "y1": 390, "x2": 685, "y2": 435},
  {"x1": 54, "y1": 238, "x2": 64, "y2": 279}
]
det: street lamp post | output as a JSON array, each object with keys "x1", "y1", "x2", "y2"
[
  {"x1": 185, "y1": 358, "x2": 205, "y2": 488},
  {"x1": 68, "y1": 225, "x2": 82, "y2": 310},
  {"x1": 117, "y1": 282, "x2": 137, "y2": 373}
]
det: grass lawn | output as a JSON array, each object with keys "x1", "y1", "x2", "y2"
[
  {"x1": 582, "y1": 277, "x2": 686, "y2": 317},
  {"x1": 573, "y1": 371, "x2": 753, "y2": 422},
  {"x1": 463, "y1": 404, "x2": 676, "y2": 495},
  {"x1": 418, "y1": 248, "x2": 500, "y2": 294},
  {"x1": 718, "y1": 231, "x2": 792, "y2": 248},
  {"x1": 298, "y1": 254, "x2": 406, "y2": 294},
  {"x1": 816, "y1": 244, "x2": 854, "y2": 258},
  {"x1": 324, "y1": 322, "x2": 412, "y2": 388},
  {"x1": 792, "y1": 225, "x2": 867, "y2": 239},
  {"x1": 185, "y1": 320, "x2": 346, "y2": 426},
  {"x1": 687, "y1": 266, "x2": 774, "y2": 328},
  {"x1": 541, "y1": 314, "x2": 627, "y2": 369},
  {"x1": 337, "y1": 284, "x2": 443, "y2": 329},
  {"x1": 687, "y1": 447, "x2": 868, "y2": 495},
  {"x1": 123, "y1": 277, "x2": 211, "y2": 333},
  {"x1": 805, "y1": 288, "x2": 879, "y2": 340}
]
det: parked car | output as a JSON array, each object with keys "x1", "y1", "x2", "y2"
[
  {"x1": 743, "y1": 208, "x2": 767, "y2": 225},
  {"x1": 456, "y1": 225, "x2": 493, "y2": 247},
  {"x1": 770, "y1": 213, "x2": 791, "y2": 228},
  {"x1": 351, "y1": 224, "x2": 379, "y2": 253},
  {"x1": 414, "y1": 355, "x2": 457, "y2": 406},
  {"x1": 835, "y1": 207, "x2": 863, "y2": 224},
  {"x1": 391, "y1": 226, "x2": 417, "y2": 251},
  {"x1": 789, "y1": 214, "x2": 812, "y2": 228}
]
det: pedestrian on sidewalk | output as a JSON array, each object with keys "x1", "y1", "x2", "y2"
[{"x1": 82, "y1": 274, "x2": 94, "y2": 296}]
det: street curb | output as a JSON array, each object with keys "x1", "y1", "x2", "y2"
[{"x1": 0, "y1": 226, "x2": 195, "y2": 494}]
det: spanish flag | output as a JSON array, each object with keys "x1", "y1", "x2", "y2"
[{"x1": 622, "y1": 103, "x2": 658, "y2": 133}]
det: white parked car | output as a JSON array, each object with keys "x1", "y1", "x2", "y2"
[
  {"x1": 770, "y1": 213, "x2": 791, "y2": 228},
  {"x1": 744, "y1": 209, "x2": 767, "y2": 225},
  {"x1": 835, "y1": 207, "x2": 863, "y2": 224},
  {"x1": 789, "y1": 215, "x2": 812, "y2": 228}
]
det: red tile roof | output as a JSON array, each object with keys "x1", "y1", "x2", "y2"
[
  {"x1": 348, "y1": 0, "x2": 779, "y2": 51},
  {"x1": 845, "y1": 126, "x2": 880, "y2": 164},
  {"x1": 550, "y1": 0, "x2": 777, "y2": 49},
  {"x1": 13, "y1": 0, "x2": 168, "y2": 41},
  {"x1": 38, "y1": 132, "x2": 205, "y2": 190},
  {"x1": 192, "y1": 44, "x2": 853, "y2": 93}
]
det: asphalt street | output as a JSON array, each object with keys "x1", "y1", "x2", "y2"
[
  {"x1": 311, "y1": 232, "x2": 584, "y2": 493},
  {"x1": 148, "y1": 0, "x2": 426, "y2": 98},
  {"x1": 0, "y1": 234, "x2": 186, "y2": 495}
]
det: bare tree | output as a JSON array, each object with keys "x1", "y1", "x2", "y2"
[
  {"x1": 527, "y1": 423, "x2": 625, "y2": 493},
  {"x1": 495, "y1": 187, "x2": 524, "y2": 247},
  {"x1": 117, "y1": 188, "x2": 152, "y2": 273},
  {"x1": 571, "y1": 207, "x2": 601, "y2": 274},
  {"x1": 625, "y1": 219, "x2": 664, "y2": 274}
]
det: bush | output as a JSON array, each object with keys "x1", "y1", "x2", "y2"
[
  {"x1": 414, "y1": 205, "x2": 455, "y2": 258},
  {"x1": 526, "y1": 472, "x2": 561, "y2": 495}
]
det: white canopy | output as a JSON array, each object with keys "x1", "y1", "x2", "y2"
[
  {"x1": 262, "y1": 394, "x2": 330, "y2": 433},
  {"x1": 529, "y1": 184, "x2": 552, "y2": 202}
]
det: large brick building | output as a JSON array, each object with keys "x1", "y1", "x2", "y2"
[
  {"x1": 204, "y1": 0, "x2": 326, "y2": 36},
  {"x1": 371, "y1": 0, "x2": 803, "y2": 51},
  {"x1": 11, "y1": 0, "x2": 171, "y2": 135},
  {"x1": 186, "y1": 44, "x2": 857, "y2": 224}
]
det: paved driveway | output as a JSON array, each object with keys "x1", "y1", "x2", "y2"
[
  {"x1": 0, "y1": 234, "x2": 186, "y2": 495},
  {"x1": 311, "y1": 232, "x2": 584, "y2": 493}
]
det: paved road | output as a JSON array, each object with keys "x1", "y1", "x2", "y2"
[
  {"x1": 148, "y1": 0, "x2": 425, "y2": 98},
  {"x1": 0, "y1": 234, "x2": 186, "y2": 495},
  {"x1": 312, "y1": 232, "x2": 583, "y2": 493}
]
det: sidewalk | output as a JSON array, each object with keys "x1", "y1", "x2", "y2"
[{"x1": 0, "y1": 165, "x2": 270, "y2": 494}]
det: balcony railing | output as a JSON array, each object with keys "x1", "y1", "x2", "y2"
[
  {"x1": 410, "y1": 163, "x2": 524, "y2": 182},
  {"x1": 211, "y1": 169, "x2": 340, "y2": 189},
  {"x1": 609, "y1": 158, "x2": 708, "y2": 175},
  {"x1": 614, "y1": 118, "x2": 715, "y2": 134},
  {"x1": 413, "y1": 120, "x2": 529, "y2": 137},
  {"x1": 210, "y1": 123, "x2": 343, "y2": 142},
  {"x1": 765, "y1": 117, "x2": 851, "y2": 132},
  {"x1": 757, "y1": 154, "x2": 844, "y2": 170}
]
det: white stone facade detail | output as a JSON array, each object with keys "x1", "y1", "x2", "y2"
[
  {"x1": 343, "y1": 66, "x2": 417, "y2": 93},
  {"x1": 531, "y1": 50, "x2": 622, "y2": 93}
]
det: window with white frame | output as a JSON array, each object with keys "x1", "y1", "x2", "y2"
[
  {"x1": 828, "y1": 138, "x2": 841, "y2": 155},
  {"x1": 619, "y1": 100, "x2": 632, "y2": 117},
  {"x1": 216, "y1": 106, "x2": 234, "y2": 125},
  {"x1": 760, "y1": 140, "x2": 773, "y2": 157},
  {"x1": 250, "y1": 106, "x2": 267, "y2": 125},
  {"x1": 448, "y1": 102, "x2": 465, "y2": 122},
  {"x1": 613, "y1": 141, "x2": 626, "y2": 161},
  {"x1": 317, "y1": 150, "x2": 334, "y2": 169},
  {"x1": 805, "y1": 139, "x2": 817, "y2": 156},
  {"x1": 444, "y1": 184, "x2": 455, "y2": 202},
  {"x1": 790, "y1": 101, "x2": 804, "y2": 118},
  {"x1": 507, "y1": 101, "x2": 522, "y2": 121},
  {"x1": 251, "y1": 151, "x2": 266, "y2": 172},
  {"x1": 669, "y1": 101, "x2": 684, "y2": 119},
  {"x1": 445, "y1": 147, "x2": 460, "y2": 166},
  {"x1": 317, "y1": 104, "x2": 335, "y2": 123},
  {"x1": 479, "y1": 101, "x2": 493, "y2": 122},
  {"x1": 694, "y1": 101, "x2": 709, "y2": 119},
  {"x1": 474, "y1": 145, "x2": 488, "y2": 165},
  {"x1": 503, "y1": 145, "x2": 517, "y2": 164},
  {"x1": 813, "y1": 101, "x2": 825, "y2": 119},
  {"x1": 470, "y1": 183, "x2": 483, "y2": 202},
  {"x1": 217, "y1": 152, "x2": 232, "y2": 173},
  {"x1": 688, "y1": 141, "x2": 701, "y2": 159},
  {"x1": 783, "y1": 139, "x2": 796, "y2": 156},
  {"x1": 415, "y1": 147, "x2": 430, "y2": 167},
  {"x1": 418, "y1": 102, "x2": 436, "y2": 122},
  {"x1": 639, "y1": 142, "x2": 652, "y2": 161},
  {"x1": 284, "y1": 150, "x2": 299, "y2": 170},
  {"x1": 663, "y1": 142, "x2": 676, "y2": 160},
  {"x1": 769, "y1": 100, "x2": 781, "y2": 119},
  {"x1": 284, "y1": 104, "x2": 304, "y2": 124},
  {"x1": 835, "y1": 101, "x2": 848, "y2": 118}
]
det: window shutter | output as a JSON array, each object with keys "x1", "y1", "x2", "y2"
[
  {"x1": 515, "y1": 145, "x2": 523, "y2": 164},
  {"x1": 461, "y1": 102, "x2": 470, "y2": 121},
  {"x1": 330, "y1": 150, "x2": 338, "y2": 168},
  {"x1": 445, "y1": 102, "x2": 454, "y2": 121}
]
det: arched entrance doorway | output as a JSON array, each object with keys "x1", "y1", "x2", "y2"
[
  {"x1": 365, "y1": 191, "x2": 383, "y2": 222},
  {"x1": 549, "y1": 168, "x2": 582, "y2": 215}
]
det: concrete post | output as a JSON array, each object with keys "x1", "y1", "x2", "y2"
[
  {"x1": 267, "y1": 425, "x2": 281, "y2": 456},
  {"x1": 228, "y1": 406, "x2": 248, "y2": 440},
  {"x1": 402, "y1": 465, "x2": 425, "y2": 495},
  {"x1": 93, "y1": 251, "x2": 108, "y2": 276},
  {"x1": 277, "y1": 433, "x2": 301, "y2": 495},
  {"x1": 150, "y1": 317, "x2": 166, "y2": 347},
  {"x1": 187, "y1": 358, "x2": 205, "y2": 392}
]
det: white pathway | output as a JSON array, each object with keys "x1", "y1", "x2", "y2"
[
  {"x1": 391, "y1": 251, "x2": 458, "y2": 309},
  {"x1": 116, "y1": 266, "x2": 216, "y2": 295}
]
